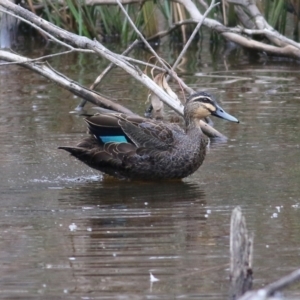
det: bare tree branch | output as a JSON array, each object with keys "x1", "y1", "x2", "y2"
[
  {"x1": 0, "y1": 0, "x2": 184, "y2": 115},
  {"x1": 0, "y1": 50, "x2": 136, "y2": 115},
  {"x1": 176, "y1": 0, "x2": 300, "y2": 59},
  {"x1": 18, "y1": 0, "x2": 300, "y2": 59},
  {"x1": 238, "y1": 268, "x2": 300, "y2": 300},
  {"x1": 0, "y1": 0, "x2": 232, "y2": 139}
]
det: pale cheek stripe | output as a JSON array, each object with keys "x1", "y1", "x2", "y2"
[{"x1": 100, "y1": 136, "x2": 128, "y2": 143}]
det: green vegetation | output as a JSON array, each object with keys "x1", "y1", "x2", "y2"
[
  {"x1": 24, "y1": 0, "x2": 300, "y2": 42},
  {"x1": 264, "y1": 0, "x2": 300, "y2": 40},
  {"x1": 37, "y1": 0, "x2": 159, "y2": 43}
]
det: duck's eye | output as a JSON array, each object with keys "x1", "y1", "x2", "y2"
[{"x1": 202, "y1": 97, "x2": 211, "y2": 103}]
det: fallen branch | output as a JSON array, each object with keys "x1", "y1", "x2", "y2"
[
  {"x1": 0, "y1": 50, "x2": 136, "y2": 115},
  {"x1": 238, "y1": 269, "x2": 300, "y2": 300},
  {"x1": 63, "y1": 0, "x2": 300, "y2": 59},
  {"x1": 13, "y1": 0, "x2": 300, "y2": 60},
  {"x1": 176, "y1": 0, "x2": 300, "y2": 59},
  {"x1": 0, "y1": 0, "x2": 228, "y2": 139},
  {"x1": 0, "y1": 0, "x2": 183, "y2": 115}
]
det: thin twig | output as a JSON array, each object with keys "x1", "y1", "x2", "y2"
[
  {"x1": 0, "y1": 49, "x2": 90, "y2": 66},
  {"x1": 116, "y1": 0, "x2": 190, "y2": 92},
  {"x1": 116, "y1": 0, "x2": 171, "y2": 73},
  {"x1": 120, "y1": 57, "x2": 165, "y2": 72},
  {"x1": 172, "y1": 0, "x2": 219, "y2": 73}
]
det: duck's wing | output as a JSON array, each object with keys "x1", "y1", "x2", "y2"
[
  {"x1": 119, "y1": 118, "x2": 178, "y2": 150},
  {"x1": 85, "y1": 113, "x2": 139, "y2": 144},
  {"x1": 86, "y1": 113, "x2": 181, "y2": 150}
]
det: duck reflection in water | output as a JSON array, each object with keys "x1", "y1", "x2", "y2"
[
  {"x1": 59, "y1": 92, "x2": 239, "y2": 180},
  {"x1": 60, "y1": 179, "x2": 207, "y2": 239}
]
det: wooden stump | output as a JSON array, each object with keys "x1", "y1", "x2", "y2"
[{"x1": 229, "y1": 206, "x2": 253, "y2": 300}]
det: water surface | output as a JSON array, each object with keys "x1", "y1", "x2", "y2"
[{"x1": 0, "y1": 41, "x2": 300, "y2": 298}]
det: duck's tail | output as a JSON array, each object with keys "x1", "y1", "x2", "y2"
[{"x1": 58, "y1": 146, "x2": 84, "y2": 156}]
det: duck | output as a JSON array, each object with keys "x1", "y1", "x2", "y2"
[{"x1": 59, "y1": 92, "x2": 239, "y2": 180}]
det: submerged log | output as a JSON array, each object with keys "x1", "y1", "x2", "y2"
[{"x1": 229, "y1": 206, "x2": 253, "y2": 300}]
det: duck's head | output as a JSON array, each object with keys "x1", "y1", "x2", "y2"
[{"x1": 184, "y1": 92, "x2": 239, "y2": 126}]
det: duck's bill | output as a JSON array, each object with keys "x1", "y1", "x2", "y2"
[{"x1": 212, "y1": 104, "x2": 239, "y2": 123}]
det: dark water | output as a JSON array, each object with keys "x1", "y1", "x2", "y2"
[{"x1": 1, "y1": 42, "x2": 300, "y2": 299}]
